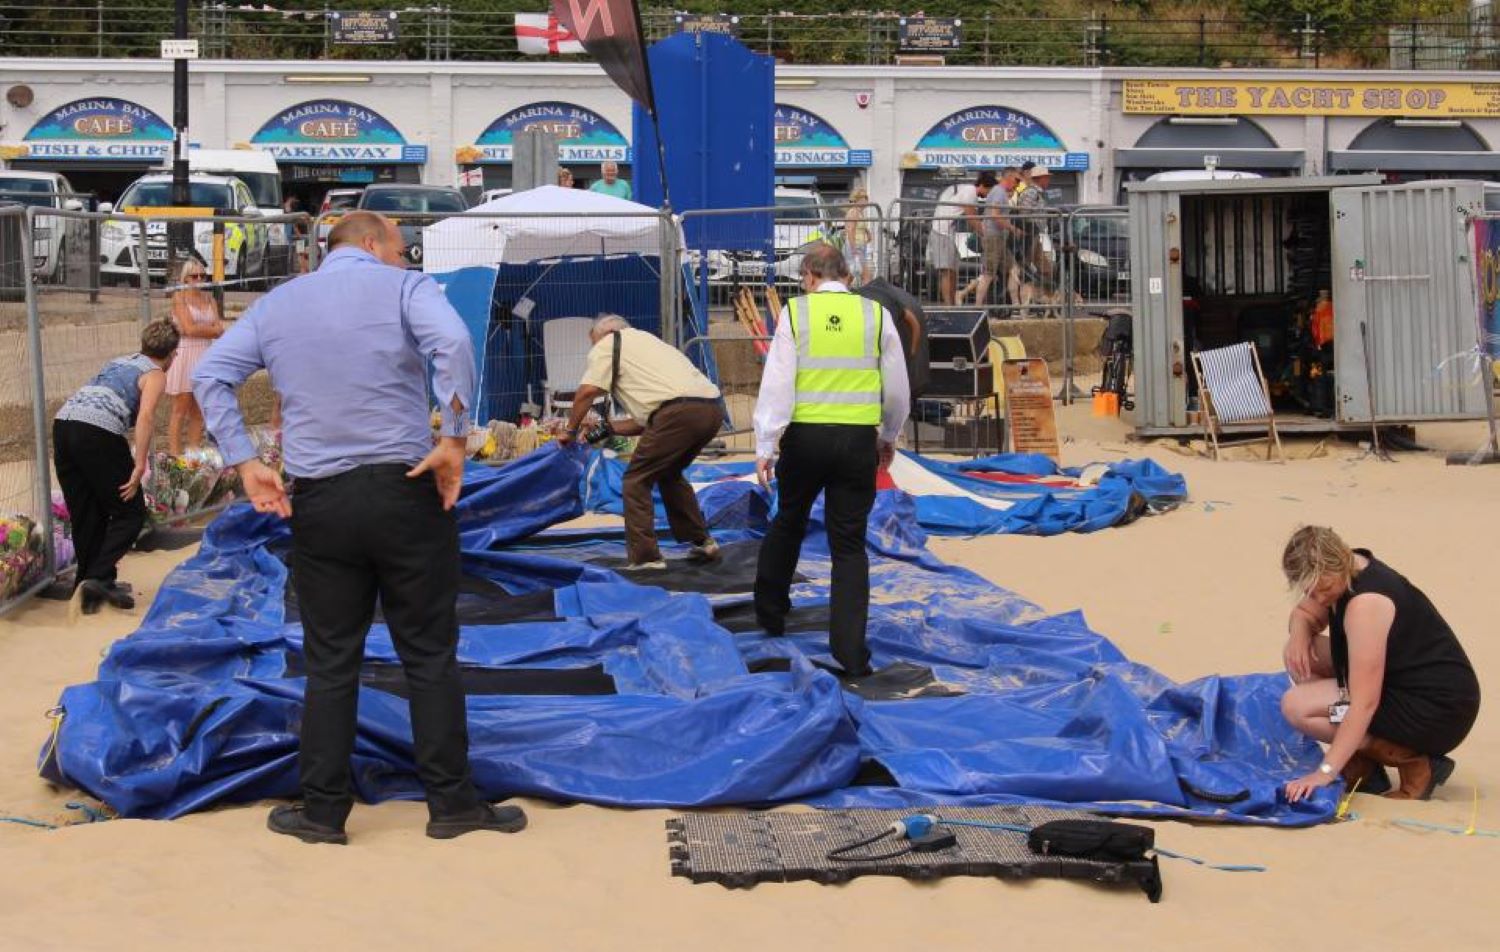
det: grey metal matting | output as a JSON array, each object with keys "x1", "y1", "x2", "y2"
[{"x1": 667, "y1": 805, "x2": 1163, "y2": 901}]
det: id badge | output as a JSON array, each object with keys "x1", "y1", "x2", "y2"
[{"x1": 1328, "y1": 701, "x2": 1350, "y2": 724}]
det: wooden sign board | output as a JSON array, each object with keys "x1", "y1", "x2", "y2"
[{"x1": 1001, "y1": 358, "x2": 1060, "y2": 463}]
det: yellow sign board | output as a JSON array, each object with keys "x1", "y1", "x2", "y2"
[
  {"x1": 121, "y1": 206, "x2": 216, "y2": 218},
  {"x1": 1123, "y1": 79, "x2": 1500, "y2": 118}
]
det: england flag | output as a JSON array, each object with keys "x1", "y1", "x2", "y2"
[{"x1": 515, "y1": 13, "x2": 584, "y2": 55}]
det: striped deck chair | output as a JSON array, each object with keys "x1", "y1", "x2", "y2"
[{"x1": 1191, "y1": 342, "x2": 1285, "y2": 461}]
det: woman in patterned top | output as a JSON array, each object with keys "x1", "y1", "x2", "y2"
[{"x1": 53, "y1": 321, "x2": 180, "y2": 613}]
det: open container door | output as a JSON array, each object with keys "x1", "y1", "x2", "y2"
[
  {"x1": 1127, "y1": 187, "x2": 1188, "y2": 429},
  {"x1": 1331, "y1": 181, "x2": 1489, "y2": 425}
]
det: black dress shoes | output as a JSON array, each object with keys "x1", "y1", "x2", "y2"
[
  {"x1": 426, "y1": 803, "x2": 529, "y2": 840},
  {"x1": 267, "y1": 804, "x2": 348, "y2": 845}
]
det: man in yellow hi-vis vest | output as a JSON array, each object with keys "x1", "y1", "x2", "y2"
[{"x1": 752, "y1": 243, "x2": 910, "y2": 678}]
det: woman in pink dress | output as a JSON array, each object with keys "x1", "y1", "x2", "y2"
[{"x1": 165, "y1": 257, "x2": 225, "y2": 456}]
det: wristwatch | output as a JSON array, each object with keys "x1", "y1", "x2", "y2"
[{"x1": 1318, "y1": 762, "x2": 1335, "y2": 776}]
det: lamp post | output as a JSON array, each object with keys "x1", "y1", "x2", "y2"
[{"x1": 170, "y1": 0, "x2": 192, "y2": 258}]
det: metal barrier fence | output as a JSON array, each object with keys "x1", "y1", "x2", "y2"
[
  {"x1": 0, "y1": 204, "x2": 312, "y2": 614},
  {"x1": 0, "y1": 206, "x2": 53, "y2": 614},
  {"x1": 676, "y1": 200, "x2": 1133, "y2": 414},
  {"x1": 4, "y1": 4, "x2": 1496, "y2": 71},
  {"x1": 886, "y1": 200, "x2": 1131, "y2": 403}
]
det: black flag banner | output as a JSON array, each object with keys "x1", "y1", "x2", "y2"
[{"x1": 551, "y1": 0, "x2": 656, "y2": 114}]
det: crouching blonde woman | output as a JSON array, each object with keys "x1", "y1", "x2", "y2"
[{"x1": 1280, "y1": 526, "x2": 1479, "y2": 802}]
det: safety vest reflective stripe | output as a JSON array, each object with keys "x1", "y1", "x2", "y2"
[
  {"x1": 789, "y1": 292, "x2": 882, "y2": 426},
  {"x1": 794, "y1": 390, "x2": 880, "y2": 405}
]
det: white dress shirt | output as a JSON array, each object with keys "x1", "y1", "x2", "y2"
[{"x1": 753, "y1": 281, "x2": 911, "y2": 460}]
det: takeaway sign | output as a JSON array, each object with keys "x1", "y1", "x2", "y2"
[
  {"x1": 250, "y1": 100, "x2": 427, "y2": 164},
  {"x1": 773, "y1": 105, "x2": 871, "y2": 168},
  {"x1": 909, "y1": 107, "x2": 1090, "y2": 171},
  {"x1": 462, "y1": 102, "x2": 630, "y2": 164},
  {"x1": 6, "y1": 97, "x2": 173, "y2": 161}
]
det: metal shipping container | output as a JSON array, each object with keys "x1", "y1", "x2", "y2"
[{"x1": 1128, "y1": 176, "x2": 1492, "y2": 435}]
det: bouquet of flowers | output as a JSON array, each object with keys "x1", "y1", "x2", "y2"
[
  {"x1": 0, "y1": 513, "x2": 45, "y2": 602},
  {"x1": 142, "y1": 448, "x2": 240, "y2": 525},
  {"x1": 51, "y1": 491, "x2": 74, "y2": 570}
]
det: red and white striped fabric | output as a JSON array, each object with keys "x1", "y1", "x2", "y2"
[
  {"x1": 515, "y1": 13, "x2": 584, "y2": 55},
  {"x1": 686, "y1": 454, "x2": 1084, "y2": 513}
]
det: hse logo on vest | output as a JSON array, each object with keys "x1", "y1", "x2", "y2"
[{"x1": 825, "y1": 314, "x2": 843, "y2": 332}]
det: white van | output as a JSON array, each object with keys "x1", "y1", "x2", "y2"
[
  {"x1": 166, "y1": 149, "x2": 293, "y2": 276},
  {"x1": 0, "y1": 169, "x2": 88, "y2": 282}
]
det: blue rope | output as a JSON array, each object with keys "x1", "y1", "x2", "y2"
[
  {"x1": 0, "y1": 815, "x2": 56, "y2": 829},
  {"x1": 1392, "y1": 819, "x2": 1500, "y2": 839},
  {"x1": 934, "y1": 816, "x2": 1268, "y2": 873},
  {"x1": 939, "y1": 818, "x2": 1034, "y2": 835},
  {"x1": 1153, "y1": 847, "x2": 1268, "y2": 873},
  {"x1": 0, "y1": 801, "x2": 111, "y2": 831}
]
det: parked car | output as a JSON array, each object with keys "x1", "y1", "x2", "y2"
[
  {"x1": 1058, "y1": 204, "x2": 1131, "y2": 302},
  {"x1": 313, "y1": 187, "x2": 363, "y2": 248},
  {"x1": 100, "y1": 173, "x2": 269, "y2": 285},
  {"x1": 0, "y1": 170, "x2": 89, "y2": 283},
  {"x1": 480, "y1": 188, "x2": 513, "y2": 205},
  {"x1": 704, "y1": 186, "x2": 835, "y2": 287},
  {"x1": 355, "y1": 184, "x2": 468, "y2": 267},
  {"x1": 315, "y1": 187, "x2": 363, "y2": 249}
]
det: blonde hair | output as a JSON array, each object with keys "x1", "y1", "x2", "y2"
[
  {"x1": 1281, "y1": 525, "x2": 1356, "y2": 594},
  {"x1": 174, "y1": 257, "x2": 206, "y2": 283}
]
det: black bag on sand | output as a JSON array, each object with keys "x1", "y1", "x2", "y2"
[{"x1": 1027, "y1": 819, "x2": 1154, "y2": 863}]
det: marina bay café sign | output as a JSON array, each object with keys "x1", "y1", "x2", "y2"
[
  {"x1": 248, "y1": 100, "x2": 427, "y2": 163},
  {"x1": 905, "y1": 107, "x2": 1090, "y2": 171},
  {"x1": 3, "y1": 98, "x2": 174, "y2": 161}
]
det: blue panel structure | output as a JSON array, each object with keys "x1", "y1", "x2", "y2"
[{"x1": 633, "y1": 32, "x2": 774, "y2": 249}]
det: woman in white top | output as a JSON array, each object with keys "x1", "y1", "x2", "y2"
[{"x1": 165, "y1": 257, "x2": 225, "y2": 456}]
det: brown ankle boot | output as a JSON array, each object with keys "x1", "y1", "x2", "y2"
[
  {"x1": 1364, "y1": 737, "x2": 1437, "y2": 800},
  {"x1": 1340, "y1": 750, "x2": 1392, "y2": 796}
]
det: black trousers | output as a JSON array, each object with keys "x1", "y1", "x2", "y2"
[
  {"x1": 52, "y1": 419, "x2": 146, "y2": 586},
  {"x1": 290, "y1": 464, "x2": 481, "y2": 828},
  {"x1": 754, "y1": 423, "x2": 877, "y2": 676}
]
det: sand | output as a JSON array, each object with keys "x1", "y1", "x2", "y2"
[{"x1": 2, "y1": 407, "x2": 1498, "y2": 951}]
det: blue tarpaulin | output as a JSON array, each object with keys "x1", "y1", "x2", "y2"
[{"x1": 40, "y1": 445, "x2": 1334, "y2": 826}]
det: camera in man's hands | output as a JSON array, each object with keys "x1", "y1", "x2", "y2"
[{"x1": 583, "y1": 419, "x2": 614, "y2": 445}]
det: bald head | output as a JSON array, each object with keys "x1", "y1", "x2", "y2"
[
  {"x1": 328, "y1": 210, "x2": 405, "y2": 266},
  {"x1": 799, "y1": 241, "x2": 850, "y2": 284}
]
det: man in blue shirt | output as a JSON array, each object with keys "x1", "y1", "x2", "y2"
[{"x1": 194, "y1": 211, "x2": 526, "y2": 845}]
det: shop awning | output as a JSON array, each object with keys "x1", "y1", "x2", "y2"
[
  {"x1": 1328, "y1": 150, "x2": 1500, "y2": 172},
  {"x1": 1113, "y1": 147, "x2": 1305, "y2": 170}
]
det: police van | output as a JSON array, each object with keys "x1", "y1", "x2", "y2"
[{"x1": 99, "y1": 172, "x2": 268, "y2": 286}]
